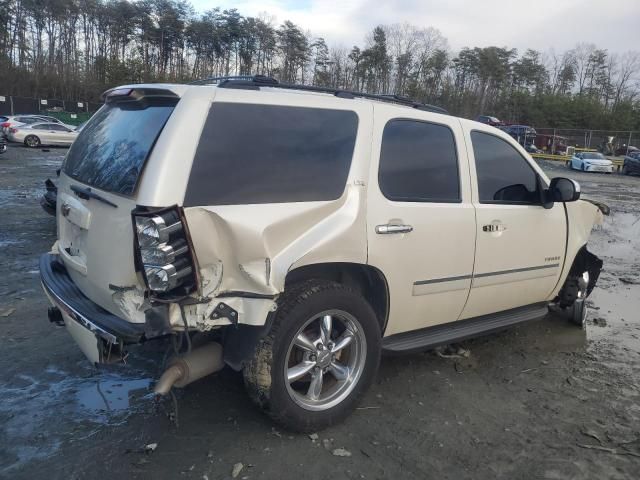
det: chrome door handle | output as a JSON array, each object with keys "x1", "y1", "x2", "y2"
[
  {"x1": 376, "y1": 224, "x2": 413, "y2": 234},
  {"x1": 483, "y1": 224, "x2": 507, "y2": 233}
]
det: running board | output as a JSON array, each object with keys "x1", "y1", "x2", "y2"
[{"x1": 382, "y1": 303, "x2": 549, "y2": 354}]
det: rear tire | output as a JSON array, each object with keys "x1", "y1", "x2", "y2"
[
  {"x1": 25, "y1": 135, "x2": 40, "y2": 148},
  {"x1": 243, "y1": 280, "x2": 381, "y2": 432}
]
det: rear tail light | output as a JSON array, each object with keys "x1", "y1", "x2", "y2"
[
  {"x1": 1, "y1": 122, "x2": 10, "y2": 128},
  {"x1": 133, "y1": 207, "x2": 198, "y2": 295}
]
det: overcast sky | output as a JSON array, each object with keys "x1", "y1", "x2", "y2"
[{"x1": 190, "y1": 0, "x2": 639, "y2": 53}]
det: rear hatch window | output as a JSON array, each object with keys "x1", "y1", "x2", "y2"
[{"x1": 63, "y1": 99, "x2": 176, "y2": 195}]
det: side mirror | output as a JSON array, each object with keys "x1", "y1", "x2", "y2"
[{"x1": 549, "y1": 177, "x2": 581, "y2": 202}]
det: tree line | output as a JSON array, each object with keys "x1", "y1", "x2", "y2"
[{"x1": 0, "y1": 0, "x2": 638, "y2": 130}]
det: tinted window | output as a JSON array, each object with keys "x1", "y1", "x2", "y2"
[
  {"x1": 583, "y1": 153, "x2": 604, "y2": 160},
  {"x1": 17, "y1": 117, "x2": 40, "y2": 124},
  {"x1": 63, "y1": 102, "x2": 175, "y2": 195},
  {"x1": 378, "y1": 119, "x2": 459, "y2": 202},
  {"x1": 471, "y1": 131, "x2": 539, "y2": 204},
  {"x1": 184, "y1": 103, "x2": 358, "y2": 206},
  {"x1": 31, "y1": 124, "x2": 49, "y2": 130},
  {"x1": 49, "y1": 124, "x2": 69, "y2": 131}
]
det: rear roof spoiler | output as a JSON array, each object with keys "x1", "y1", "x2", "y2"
[{"x1": 102, "y1": 87, "x2": 180, "y2": 104}]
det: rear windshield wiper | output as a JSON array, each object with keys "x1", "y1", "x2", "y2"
[{"x1": 70, "y1": 184, "x2": 118, "y2": 208}]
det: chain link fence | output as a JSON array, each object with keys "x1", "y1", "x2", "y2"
[{"x1": 0, "y1": 95, "x2": 102, "y2": 125}]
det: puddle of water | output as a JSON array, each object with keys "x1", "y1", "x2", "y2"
[
  {"x1": 0, "y1": 366, "x2": 153, "y2": 473},
  {"x1": 0, "y1": 187, "x2": 42, "y2": 207},
  {"x1": 599, "y1": 212, "x2": 640, "y2": 260},
  {"x1": 76, "y1": 378, "x2": 152, "y2": 414},
  {"x1": 579, "y1": 207, "x2": 640, "y2": 370},
  {"x1": 0, "y1": 239, "x2": 21, "y2": 248},
  {"x1": 587, "y1": 282, "x2": 640, "y2": 355}
]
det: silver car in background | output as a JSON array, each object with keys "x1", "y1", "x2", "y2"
[
  {"x1": 7, "y1": 122, "x2": 79, "y2": 147},
  {"x1": 1, "y1": 115, "x2": 76, "y2": 135}
]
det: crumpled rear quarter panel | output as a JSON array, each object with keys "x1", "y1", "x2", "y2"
[{"x1": 183, "y1": 185, "x2": 367, "y2": 326}]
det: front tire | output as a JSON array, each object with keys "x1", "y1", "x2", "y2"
[
  {"x1": 243, "y1": 280, "x2": 381, "y2": 432},
  {"x1": 25, "y1": 135, "x2": 40, "y2": 148},
  {"x1": 559, "y1": 273, "x2": 589, "y2": 327},
  {"x1": 565, "y1": 298, "x2": 587, "y2": 326}
]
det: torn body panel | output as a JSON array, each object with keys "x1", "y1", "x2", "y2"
[
  {"x1": 548, "y1": 198, "x2": 605, "y2": 300},
  {"x1": 180, "y1": 184, "x2": 367, "y2": 328}
]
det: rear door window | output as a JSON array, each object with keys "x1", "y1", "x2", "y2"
[
  {"x1": 184, "y1": 103, "x2": 359, "y2": 206},
  {"x1": 378, "y1": 119, "x2": 460, "y2": 202},
  {"x1": 63, "y1": 101, "x2": 176, "y2": 195}
]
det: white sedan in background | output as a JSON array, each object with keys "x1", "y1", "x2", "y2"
[
  {"x1": 570, "y1": 152, "x2": 614, "y2": 173},
  {"x1": 7, "y1": 122, "x2": 79, "y2": 147}
]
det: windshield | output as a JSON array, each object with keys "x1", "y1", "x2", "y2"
[
  {"x1": 583, "y1": 153, "x2": 605, "y2": 160},
  {"x1": 63, "y1": 102, "x2": 175, "y2": 195}
]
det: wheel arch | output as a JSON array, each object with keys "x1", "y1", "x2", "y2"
[
  {"x1": 285, "y1": 262, "x2": 390, "y2": 334},
  {"x1": 222, "y1": 262, "x2": 390, "y2": 372},
  {"x1": 550, "y1": 199, "x2": 604, "y2": 299},
  {"x1": 554, "y1": 244, "x2": 603, "y2": 307}
]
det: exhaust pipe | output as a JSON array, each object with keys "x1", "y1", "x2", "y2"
[{"x1": 154, "y1": 342, "x2": 224, "y2": 395}]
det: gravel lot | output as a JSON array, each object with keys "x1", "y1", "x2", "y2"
[{"x1": 1, "y1": 146, "x2": 639, "y2": 479}]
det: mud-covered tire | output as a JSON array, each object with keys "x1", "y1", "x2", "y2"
[
  {"x1": 25, "y1": 135, "x2": 40, "y2": 148},
  {"x1": 565, "y1": 299, "x2": 587, "y2": 326},
  {"x1": 243, "y1": 280, "x2": 381, "y2": 432},
  {"x1": 559, "y1": 277, "x2": 587, "y2": 327}
]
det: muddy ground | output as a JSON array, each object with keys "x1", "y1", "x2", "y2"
[{"x1": 1, "y1": 146, "x2": 639, "y2": 480}]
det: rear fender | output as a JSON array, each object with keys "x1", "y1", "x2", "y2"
[{"x1": 178, "y1": 185, "x2": 366, "y2": 329}]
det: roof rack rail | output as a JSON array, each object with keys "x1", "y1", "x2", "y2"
[
  {"x1": 188, "y1": 75, "x2": 256, "y2": 86},
  {"x1": 189, "y1": 74, "x2": 448, "y2": 114}
]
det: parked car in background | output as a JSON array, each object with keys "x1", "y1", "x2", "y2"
[
  {"x1": 475, "y1": 115, "x2": 504, "y2": 127},
  {"x1": 7, "y1": 122, "x2": 79, "y2": 147},
  {"x1": 0, "y1": 134, "x2": 6, "y2": 154},
  {"x1": 29, "y1": 115, "x2": 76, "y2": 130},
  {"x1": 615, "y1": 145, "x2": 638, "y2": 157},
  {"x1": 1, "y1": 115, "x2": 49, "y2": 135},
  {"x1": 502, "y1": 124, "x2": 536, "y2": 145},
  {"x1": 570, "y1": 152, "x2": 613, "y2": 173},
  {"x1": 1, "y1": 114, "x2": 76, "y2": 135},
  {"x1": 622, "y1": 151, "x2": 640, "y2": 176}
]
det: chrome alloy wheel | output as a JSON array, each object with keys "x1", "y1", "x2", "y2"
[{"x1": 284, "y1": 309, "x2": 367, "y2": 411}]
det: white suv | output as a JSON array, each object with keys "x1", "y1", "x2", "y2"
[{"x1": 40, "y1": 76, "x2": 605, "y2": 432}]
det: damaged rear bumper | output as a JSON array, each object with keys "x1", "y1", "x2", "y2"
[{"x1": 39, "y1": 253, "x2": 145, "y2": 362}]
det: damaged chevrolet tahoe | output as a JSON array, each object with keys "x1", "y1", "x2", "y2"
[{"x1": 40, "y1": 76, "x2": 606, "y2": 432}]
